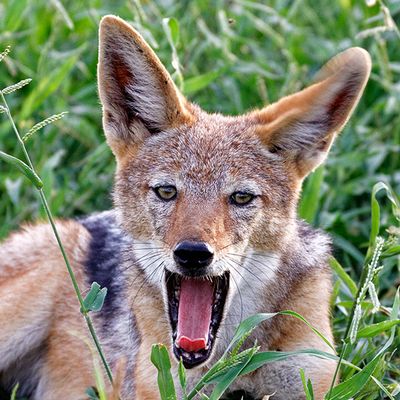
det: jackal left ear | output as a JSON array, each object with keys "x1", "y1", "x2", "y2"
[
  {"x1": 98, "y1": 16, "x2": 193, "y2": 158},
  {"x1": 254, "y1": 48, "x2": 371, "y2": 178}
]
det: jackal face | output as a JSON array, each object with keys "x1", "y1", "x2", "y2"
[{"x1": 98, "y1": 16, "x2": 370, "y2": 368}]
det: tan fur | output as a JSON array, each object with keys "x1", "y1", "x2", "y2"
[
  {"x1": 130, "y1": 278, "x2": 168, "y2": 399},
  {"x1": 271, "y1": 272, "x2": 336, "y2": 397},
  {"x1": 0, "y1": 221, "x2": 97, "y2": 398},
  {"x1": 0, "y1": 15, "x2": 371, "y2": 400}
]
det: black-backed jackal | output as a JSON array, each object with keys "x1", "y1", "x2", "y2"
[{"x1": 0, "y1": 15, "x2": 371, "y2": 400}]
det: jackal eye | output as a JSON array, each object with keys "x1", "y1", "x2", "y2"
[
  {"x1": 153, "y1": 185, "x2": 177, "y2": 201},
  {"x1": 230, "y1": 191, "x2": 255, "y2": 206}
]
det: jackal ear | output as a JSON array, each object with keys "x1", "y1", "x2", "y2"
[
  {"x1": 254, "y1": 48, "x2": 371, "y2": 178},
  {"x1": 98, "y1": 16, "x2": 193, "y2": 157}
]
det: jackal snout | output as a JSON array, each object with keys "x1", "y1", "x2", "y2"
[{"x1": 173, "y1": 241, "x2": 214, "y2": 277}]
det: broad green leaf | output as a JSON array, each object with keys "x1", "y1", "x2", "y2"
[
  {"x1": 0, "y1": 151, "x2": 43, "y2": 188},
  {"x1": 329, "y1": 257, "x2": 358, "y2": 297},
  {"x1": 82, "y1": 282, "x2": 101, "y2": 311},
  {"x1": 333, "y1": 234, "x2": 365, "y2": 263},
  {"x1": 335, "y1": 300, "x2": 374, "y2": 311},
  {"x1": 151, "y1": 344, "x2": 177, "y2": 400}
]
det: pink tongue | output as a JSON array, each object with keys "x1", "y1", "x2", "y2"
[{"x1": 176, "y1": 278, "x2": 214, "y2": 353}]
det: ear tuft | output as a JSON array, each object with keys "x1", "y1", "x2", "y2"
[
  {"x1": 254, "y1": 47, "x2": 371, "y2": 178},
  {"x1": 98, "y1": 15, "x2": 194, "y2": 157}
]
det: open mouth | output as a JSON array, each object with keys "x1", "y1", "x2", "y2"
[{"x1": 165, "y1": 270, "x2": 230, "y2": 368}]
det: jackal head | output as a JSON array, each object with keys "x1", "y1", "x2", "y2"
[{"x1": 98, "y1": 16, "x2": 370, "y2": 368}]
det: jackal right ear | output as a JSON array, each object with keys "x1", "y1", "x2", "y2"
[
  {"x1": 98, "y1": 16, "x2": 193, "y2": 158},
  {"x1": 253, "y1": 48, "x2": 371, "y2": 179}
]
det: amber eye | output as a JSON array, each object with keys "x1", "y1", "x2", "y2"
[
  {"x1": 230, "y1": 192, "x2": 255, "y2": 206},
  {"x1": 153, "y1": 185, "x2": 177, "y2": 201}
]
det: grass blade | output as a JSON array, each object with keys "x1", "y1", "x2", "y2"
[
  {"x1": 208, "y1": 347, "x2": 257, "y2": 400},
  {"x1": 10, "y1": 383, "x2": 19, "y2": 400},
  {"x1": 326, "y1": 356, "x2": 381, "y2": 400},
  {"x1": 299, "y1": 166, "x2": 324, "y2": 224},
  {"x1": 184, "y1": 69, "x2": 226, "y2": 94},
  {"x1": 240, "y1": 348, "x2": 338, "y2": 376},
  {"x1": 368, "y1": 182, "x2": 400, "y2": 258},
  {"x1": 223, "y1": 312, "x2": 277, "y2": 356},
  {"x1": 300, "y1": 369, "x2": 315, "y2": 400},
  {"x1": 351, "y1": 320, "x2": 400, "y2": 341},
  {"x1": 0, "y1": 151, "x2": 43, "y2": 188},
  {"x1": 151, "y1": 344, "x2": 177, "y2": 400},
  {"x1": 178, "y1": 358, "x2": 187, "y2": 398},
  {"x1": 329, "y1": 257, "x2": 358, "y2": 297},
  {"x1": 20, "y1": 54, "x2": 79, "y2": 119},
  {"x1": 279, "y1": 310, "x2": 336, "y2": 352}
]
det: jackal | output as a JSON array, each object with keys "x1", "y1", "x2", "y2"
[{"x1": 0, "y1": 15, "x2": 371, "y2": 400}]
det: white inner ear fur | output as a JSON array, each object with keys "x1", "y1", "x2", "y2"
[{"x1": 100, "y1": 31, "x2": 169, "y2": 130}]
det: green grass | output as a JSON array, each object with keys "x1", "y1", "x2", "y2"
[{"x1": 0, "y1": 0, "x2": 399, "y2": 399}]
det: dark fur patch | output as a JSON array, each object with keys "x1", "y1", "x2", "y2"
[
  {"x1": 79, "y1": 211, "x2": 139, "y2": 396},
  {"x1": 79, "y1": 211, "x2": 128, "y2": 329}
]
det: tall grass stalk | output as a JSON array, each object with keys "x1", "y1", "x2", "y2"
[{"x1": 0, "y1": 89, "x2": 114, "y2": 386}]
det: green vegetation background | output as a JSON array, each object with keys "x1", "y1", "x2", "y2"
[{"x1": 0, "y1": 0, "x2": 399, "y2": 397}]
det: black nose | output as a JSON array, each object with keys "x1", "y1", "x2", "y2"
[{"x1": 173, "y1": 241, "x2": 214, "y2": 271}]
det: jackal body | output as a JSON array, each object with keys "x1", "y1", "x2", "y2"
[{"x1": 0, "y1": 16, "x2": 371, "y2": 400}]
